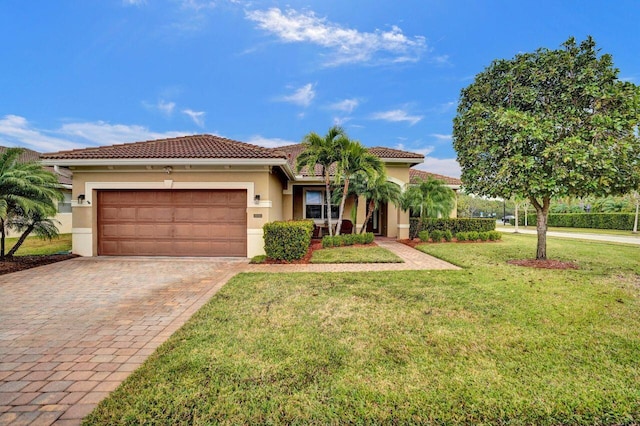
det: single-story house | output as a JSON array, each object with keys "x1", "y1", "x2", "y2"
[
  {"x1": 0, "y1": 146, "x2": 73, "y2": 235},
  {"x1": 41, "y1": 135, "x2": 460, "y2": 258}
]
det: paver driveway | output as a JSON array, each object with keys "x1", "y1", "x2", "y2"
[{"x1": 0, "y1": 257, "x2": 245, "y2": 426}]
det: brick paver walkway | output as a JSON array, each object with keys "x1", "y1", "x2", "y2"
[
  {"x1": 0, "y1": 257, "x2": 244, "y2": 425},
  {"x1": 0, "y1": 240, "x2": 457, "y2": 425},
  {"x1": 247, "y1": 239, "x2": 460, "y2": 272}
]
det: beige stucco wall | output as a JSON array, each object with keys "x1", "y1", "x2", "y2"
[{"x1": 69, "y1": 165, "x2": 281, "y2": 258}]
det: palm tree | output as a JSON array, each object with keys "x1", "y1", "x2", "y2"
[
  {"x1": 400, "y1": 177, "x2": 455, "y2": 236},
  {"x1": 6, "y1": 206, "x2": 60, "y2": 257},
  {"x1": 358, "y1": 174, "x2": 401, "y2": 234},
  {"x1": 333, "y1": 140, "x2": 384, "y2": 235},
  {"x1": 0, "y1": 148, "x2": 63, "y2": 259},
  {"x1": 296, "y1": 126, "x2": 348, "y2": 236}
]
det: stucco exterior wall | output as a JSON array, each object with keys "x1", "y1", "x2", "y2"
[{"x1": 69, "y1": 166, "x2": 277, "y2": 258}]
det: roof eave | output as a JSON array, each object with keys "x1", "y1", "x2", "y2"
[
  {"x1": 41, "y1": 158, "x2": 288, "y2": 167},
  {"x1": 379, "y1": 157, "x2": 424, "y2": 166}
]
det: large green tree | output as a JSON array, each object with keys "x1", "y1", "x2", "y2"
[
  {"x1": 453, "y1": 37, "x2": 640, "y2": 259},
  {"x1": 0, "y1": 148, "x2": 63, "y2": 258}
]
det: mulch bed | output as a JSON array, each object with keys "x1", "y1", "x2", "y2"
[
  {"x1": 261, "y1": 241, "x2": 378, "y2": 264},
  {"x1": 0, "y1": 254, "x2": 79, "y2": 276},
  {"x1": 507, "y1": 259, "x2": 579, "y2": 270}
]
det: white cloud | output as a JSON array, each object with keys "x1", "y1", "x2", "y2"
[
  {"x1": 331, "y1": 98, "x2": 359, "y2": 113},
  {"x1": 246, "y1": 135, "x2": 297, "y2": 148},
  {"x1": 179, "y1": 0, "x2": 217, "y2": 12},
  {"x1": 246, "y1": 8, "x2": 427, "y2": 66},
  {"x1": 0, "y1": 114, "x2": 191, "y2": 153},
  {"x1": 395, "y1": 143, "x2": 434, "y2": 157},
  {"x1": 182, "y1": 109, "x2": 206, "y2": 127},
  {"x1": 371, "y1": 109, "x2": 423, "y2": 125},
  {"x1": 157, "y1": 100, "x2": 176, "y2": 116},
  {"x1": 144, "y1": 99, "x2": 176, "y2": 116},
  {"x1": 429, "y1": 133, "x2": 452, "y2": 143},
  {"x1": 279, "y1": 83, "x2": 316, "y2": 107},
  {"x1": 414, "y1": 157, "x2": 461, "y2": 179}
]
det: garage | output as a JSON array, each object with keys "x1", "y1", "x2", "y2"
[{"x1": 98, "y1": 189, "x2": 247, "y2": 257}]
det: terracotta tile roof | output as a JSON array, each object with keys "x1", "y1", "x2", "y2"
[
  {"x1": 367, "y1": 147, "x2": 424, "y2": 160},
  {"x1": 274, "y1": 144, "x2": 424, "y2": 177},
  {"x1": 410, "y1": 168, "x2": 461, "y2": 186},
  {"x1": 41, "y1": 134, "x2": 286, "y2": 160}
]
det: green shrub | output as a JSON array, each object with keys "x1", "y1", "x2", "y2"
[
  {"x1": 443, "y1": 230, "x2": 453, "y2": 242},
  {"x1": 467, "y1": 231, "x2": 480, "y2": 241},
  {"x1": 430, "y1": 230, "x2": 444, "y2": 243},
  {"x1": 410, "y1": 218, "x2": 495, "y2": 238},
  {"x1": 342, "y1": 234, "x2": 356, "y2": 246},
  {"x1": 418, "y1": 230, "x2": 430, "y2": 242},
  {"x1": 488, "y1": 231, "x2": 502, "y2": 241},
  {"x1": 362, "y1": 232, "x2": 375, "y2": 244},
  {"x1": 263, "y1": 220, "x2": 314, "y2": 261},
  {"x1": 455, "y1": 232, "x2": 468, "y2": 241},
  {"x1": 323, "y1": 232, "x2": 375, "y2": 248},
  {"x1": 478, "y1": 232, "x2": 489, "y2": 241},
  {"x1": 517, "y1": 213, "x2": 635, "y2": 230}
]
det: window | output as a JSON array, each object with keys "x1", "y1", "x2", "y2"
[{"x1": 304, "y1": 189, "x2": 338, "y2": 220}]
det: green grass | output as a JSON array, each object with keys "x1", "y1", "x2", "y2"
[
  {"x1": 85, "y1": 235, "x2": 640, "y2": 425},
  {"x1": 5, "y1": 234, "x2": 72, "y2": 256},
  {"x1": 311, "y1": 246, "x2": 403, "y2": 263}
]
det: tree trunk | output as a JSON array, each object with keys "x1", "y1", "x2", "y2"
[
  {"x1": 514, "y1": 202, "x2": 519, "y2": 233},
  {"x1": 324, "y1": 171, "x2": 333, "y2": 237},
  {"x1": 360, "y1": 200, "x2": 375, "y2": 234},
  {"x1": 0, "y1": 218, "x2": 5, "y2": 260},
  {"x1": 335, "y1": 180, "x2": 350, "y2": 236},
  {"x1": 633, "y1": 198, "x2": 639, "y2": 234},
  {"x1": 531, "y1": 196, "x2": 550, "y2": 260},
  {"x1": 6, "y1": 225, "x2": 35, "y2": 257}
]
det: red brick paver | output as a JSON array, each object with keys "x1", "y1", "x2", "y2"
[{"x1": 0, "y1": 257, "x2": 244, "y2": 425}]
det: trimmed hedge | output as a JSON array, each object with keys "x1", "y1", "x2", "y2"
[
  {"x1": 454, "y1": 231, "x2": 502, "y2": 242},
  {"x1": 263, "y1": 220, "x2": 314, "y2": 261},
  {"x1": 418, "y1": 230, "x2": 430, "y2": 242},
  {"x1": 410, "y1": 218, "x2": 495, "y2": 238},
  {"x1": 517, "y1": 213, "x2": 636, "y2": 230},
  {"x1": 322, "y1": 232, "x2": 375, "y2": 248}
]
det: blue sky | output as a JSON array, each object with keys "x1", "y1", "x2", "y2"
[{"x1": 2, "y1": 1, "x2": 639, "y2": 177}]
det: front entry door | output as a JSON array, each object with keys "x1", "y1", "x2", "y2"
[{"x1": 366, "y1": 202, "x2": 386, "y2": 235}]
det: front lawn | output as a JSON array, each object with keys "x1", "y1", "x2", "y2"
[
  {"x1": 310, "y1": 246, "x2": 403, "y2": 263},
  {"x1": 4, "y1": 233, "x2": 72, "y2": 256},
  {"x1": 85, "y1": 235, "x2": 640, "y2": 425}
]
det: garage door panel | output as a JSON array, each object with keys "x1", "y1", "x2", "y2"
[
  {"x1": 137, "y1": 207, "x2": 173, "y2": 221},
  {"x1": 98, "y1": 189, "x2": 247, "y2": 257}
]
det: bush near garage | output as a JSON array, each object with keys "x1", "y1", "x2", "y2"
[{"x1": 263, "y1": 220, "x2": 314, "y2": 261}]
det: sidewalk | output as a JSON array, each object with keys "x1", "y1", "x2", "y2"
[
  {"x1": 246, "y1": 239, "x2": 460, "y2": 272},
  {"x1": 497, "y1": 226, "x2": 640, "y2": 246}
]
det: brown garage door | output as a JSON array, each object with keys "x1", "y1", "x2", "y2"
[{"x1": 98, "y1": 190, "x2": 247, "y2": 257}]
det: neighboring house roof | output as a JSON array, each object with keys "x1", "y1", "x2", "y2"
[
  {"x1": 410, "y1": 169, "x2": 462, "y2": 187},
  {"x1": 367, "y1": 147, "x2": 424, "y2": 161},
  {"x1": 41, "y1": 134, "x2": 286, "y2": 161},
  {"x1": 274, "y1": 144, "x2": 424, "y2": 177},
  {"x1": 0, "y1": 146, "x2": 72, "y2": 187}
]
